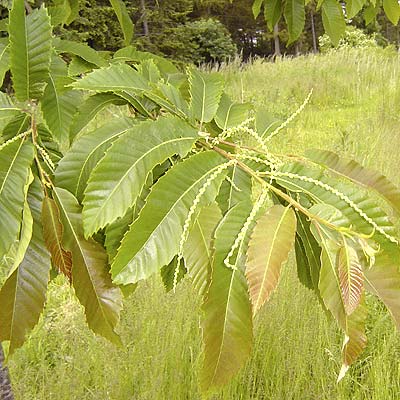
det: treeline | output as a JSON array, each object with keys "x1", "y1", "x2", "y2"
[{"x1": 0, "y1": 0, "x2": 399, "y2": 62}]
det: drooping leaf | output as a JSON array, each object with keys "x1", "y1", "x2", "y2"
[
  {"x1": 160, "y1": 256, "x2": 187, "y2": 293},
  {"x1": 264, "y1": 0, "x2": 283, "y2": 30},
  {"x1": 321, "y1": 0, "x2": 346, "y2": 46},
  {"x1": 69, "y1": 93, "x2": 126, "y2": 139},
  {"x1": 294, "y1": 210, "x2": 322, "y2": 290},
  {"x1": 111, "y1": 151, "x2": 227, "y2": 285},
  {"x1": 109, "y1": 0, "x2": 134, "y2": 46},
  {"x1": 183, "y1": 203, "x2": 222, "y2": 296},
  {"x1": 337, "y1": 238, "x2": 364, "y2": 315},
  {"x1": 284, "y1": 0, "x2": 306, "y2": 44},
  {"x1": 346, "y1": 0, "x2": 366, "y2": 18},
  {"x1": 65, "y1": 0, "x2": 80, "y2": 25},
  {"x1": 216, "y1": 164, "x2": 252, "y2": 214},
  {"x1": 214, "y1": 94, "x2": 252, "y2": 131},
  {"x1": 252, "y1": 0, "x2": 264, "y2": 18},
  {"x1": 0, "y1": 180, "x2": 51, "y2": 355},
  {"x1": 53, "y1": 38, "x2": 108, "y2": 68},
  {"x1": 83, "y1": 116, "x2": 198, "y2": 236},
  {"x1": 338, "y1": 296, "x2": 368, "y2": 381},
  {"x1": 53, "y1": 187, "x2": 123, "y2": 344},
  {"x1": 188, "y1": 69, "x2": 224, "y2": 126},
  {"x1": 365, "y1": 245, "x2": 400, "y2": 330},
  {"x1": 0, "y1": 139, "x2": 34, "y2": 258},
  {"x1": 5, "y1": 170, "x2": 34, "y2": 276},
  {"x1": 70, "y1": 63, "x2": 149, "y2": 92},
  {"x1": 246, "y1": 205, "x2": 296, "y2": 314},
  {"x1": 306, "y1": 148, "x2": 400, "y2": 215},
  {"x1": 42, "y1": 196, "x2": 72, "y2": 282},
  {"x1": 55, "y1": 117, "x2": 136, "y2": 201},
  {"x1": 364, "y1": 3, "x2": 379, "y2": 25},
  {"x1": 383, "y1": 0, "x2": 400, "y2": 24},
  {"x1": 9, "y1": 3, "x2": 52, "y2": 101},
  {"x1": 201, "y1": 201, "x2": 253, "y2": 391}
]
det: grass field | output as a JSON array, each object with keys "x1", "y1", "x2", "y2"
[{"x1": 7, "y1": 47, "x2": 400, "y2": 399}]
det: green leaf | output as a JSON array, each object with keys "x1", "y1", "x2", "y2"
[
  {"x1": 264, "y1": 0, "x2": 283, "y2": 30},
  {"x1": 5, "y1": 170, "x2": 34, "y2": 276},
  {"x1": 0, "y1": 139, "x2": 34, "y2": 258},
  {"x1": 65, "y1": 0, "x2": 80, "y2": 25},
  {"x1": 252, "y1": 0, "x2": 264, "y2": 18},
  {"x1": 0, "y1": 180, "x2": 51, "y2": 355},
  {"x1": 189, "y1": 69, "x2": 224, "y2": 126},
  {"x1": 68, "y1": 56, "x2": 96, "y2": 77},
  {"x1": 0, "y1": 41, "x2": 9, "y2": 87},
  {"x1": 42, "y1": 197, "x2": 72, "y2": 282},
  {"x1": 201, "y1": 201, "x2": 253, "y2": 391},
  {"x1": 307, "y1": 149, "x2": 400, "y2": 215},
  {"x1": 55, "y1": 117, "x2": 136, "y2": 201},
  {"x1": 83, "y1": 116, "x2": 198, "y2": 236},
  {"x1": 161, "y1": 256, "x2": 187, "y2": 293},
  {"x1": 109, "y1": 0, "x2": 134, "y2": 46},
  {"x1": 41, "y1": 86, "x2": 81, "y2": 153},
  {"x1": 246, "y1": 205, "x2": 296, "y2": 314},
  {"x1": 364, "y1": 3, "x2": 379, "y2": 24},
  {"x1": 347, "y1": 0, "x2": 366, "y2": 18},
  {"x1": 9, "y1": 3, "x2": 52, "y2": 101},
  {"x1": 1, "y1": 114, "x2": 30, "y2": 142},
  {"x1": 216, "y1": 164, "x2": 252, "y2": 215},
  {"x1": 284, "y1": 0, "x2": 306, "y2": 44},
  {"x1": 295, "y1": 211, "x2": 321, "y2": 290},
  {"x1": 53, "y1": 187, "x2": 123, "y2": 344},
  {"x1": 383, "y1": 0, "x2": 400, "y2": 24},
  {"x1": 70, "y1": 63, "x2": 149, "y2": 92},
  {"x1": 111, "y1": 151, "x2": 227, "y2": 285},
  {"x1": 53, "y1": 38, "x2": 108, "y2": 68},
  {"x1": 0, "y1": 93, "x2": 20, "y2": 120},
  {"x1": 158, "y1": 82, "x2": 189, "y2": 117},
  {"x1": 183, "y1": 203, "x2": 222, "y2": 296},
  {"x1": 69, "y1": 93, "x2": 126, "y2": 139},
  {"x1": 277, "y1": 162, "x2": 396, "y2": 242},
  {"x1": 321, "y1": 0, "x2": 346, "y2": 46},
  {"x1": 214, "y1": 94, "x2": 252, "y2": 131}
]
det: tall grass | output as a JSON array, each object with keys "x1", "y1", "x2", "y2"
[{"x1": 7, "y1": 48, "x2": 400, "y2": 399}]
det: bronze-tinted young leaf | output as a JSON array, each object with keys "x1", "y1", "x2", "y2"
[
  {"x1": 42, "y1": 196, "x2": 72, "y2": 282},
  {"x1": 183, "y1": 203, "x2": 222, "y2": 296},
  {"x1": 306, "y1": 148, "x2": 400, "y2": 214},
  {"x1": 246, "y1": 205, "x2": 296, "y2": 314},
  {"x1": 201, "y1": 201, "x2": 253, "y2": 391},
  {"x1": 0, "y1": 180, "x2": 51, "y2": 354},
  {"x1": 53, "y1": 187, "x2": 122, "y2": 344},
  {"x1": 337, "y1": 239, "x2": 364, "y2": 316},
  {"x1": 338, "y1": 296, "x2": 368, "y2": 381}
]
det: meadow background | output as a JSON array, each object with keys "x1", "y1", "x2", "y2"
[{"x1": 7, "y1": 47, "x2": 400, "y2": 399}]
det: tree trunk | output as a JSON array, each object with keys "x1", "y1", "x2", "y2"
[
  {"x1": 139, "y1": 0, "x2": 149, "y2": 37},
  {"x1": 273, "y1": 24, "x2": 281, "y2": 57},
  {"x1": 310, "y1": 9, "x2": 317, "y2": 53},
  {"x1": 0, "y1": 344, "x2": 14, "y2": 400}
]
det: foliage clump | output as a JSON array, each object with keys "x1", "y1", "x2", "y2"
[{"x1": 318, "y1": 27, "x2": 381, "y2": 53}]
